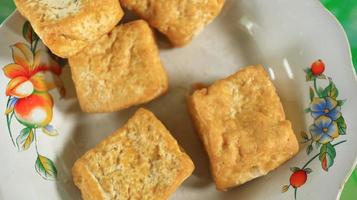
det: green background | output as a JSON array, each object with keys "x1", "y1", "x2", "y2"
[{"x1": 0, "y1": 0, "x2": 356, "y2": 199}]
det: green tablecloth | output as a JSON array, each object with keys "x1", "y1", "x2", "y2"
[
  {"x1": 0, "y1": 0, "x2": 356, "y2": 199},
  {"x1": 322, "y1": 0, "x2": 357, "y2": 72},
  {"x1": 0, "y1": 0, "x2": 15, "y2": 23}
]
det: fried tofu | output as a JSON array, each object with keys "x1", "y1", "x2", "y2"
[
  {"x1": 14, "y1": 0, "x2": 123, "y2": 58},
  {"x1": 72, "y1": 108, "x2": 194, "y2": 200},
  {"x1": 120, "y1": 0, "x2": 225, "y2": 46},
  {"x1": 188, "y1": 65, "x2": 299, "y2": 190},
  {"x1": 68, "y1": 20, "x2": 168, "y2": 113}
]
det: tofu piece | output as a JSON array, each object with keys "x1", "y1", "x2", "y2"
[
  {"x1": 120, "y1": 0, "x2": 225, "y2": 46},
  {"x1": 72, "y1": 108, "x2": 195, "y2": 200},
  {"x1": 14, "y1": 0, "x2": 123, "y2": 58},
  {"x1": 68, "y1": 20, "x2": 168, "y2": 113},
  {"x1": 188, "y1": 65, "x2": 299, "y2": 190}
]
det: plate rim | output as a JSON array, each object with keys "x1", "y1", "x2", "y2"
[
  {"x1": 0, "y1": 2, "x2": 356, "y2": 199},
  {"x1": 312, "y1": 0, "x2": 357, "y2": 198}
]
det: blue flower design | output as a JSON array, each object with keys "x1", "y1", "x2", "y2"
[
  {"x1": 309, "y1": 116, "x2": 339, "y2": 144},
  {"x1": 310, "y1": 97, "x2": 341, "y2": 120}
]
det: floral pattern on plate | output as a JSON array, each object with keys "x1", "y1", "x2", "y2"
[
  {"x1": 282, "y1": 60, "x2": 347, "y2": 199},
  {"x1": 2, "y1": 21, "x2": 65, "y2": 180}
]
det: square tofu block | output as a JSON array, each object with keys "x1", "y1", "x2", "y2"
[
  {"x1": 120, "y1": 0, "x2": 225, "y2": 46},
  {"x1": 69, "y1": 20, "x2": 168, "y2": 113},
  {"x1": 72, "y1": 108, "x2": 195, "y2": 200},
  {"x1": 188, "y1": 65, "x2": 299, "y2": 190},
  {"x1": 14, "y1": 0, "x2": 123, "y2": 58}
]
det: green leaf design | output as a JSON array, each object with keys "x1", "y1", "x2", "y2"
[
  {"x1": 309, "y1": 87, "x2": 315, "y2": 101},
  {"x1": 322, "y1": 80, "x2": 339, "y2": 98},
  {"x1": 290, "y1": 167, "x2": 300, "y2": 172},
  {"x1": 22, "y1": 21, "x2": 38, "y2": 44},
  {"x1": 306, "y1": 144, "x2": 313, "y2": 155},
  {"x1": 316, "y1": 74, "x2": 327, "y2": 79},
  {"x1": 282, "y1": 185, "x2": 290, "y2": 193},
  {"x1": 337, "y1": 99, "x2": 346, "y2": 106},
  {"x1": 304, "y1": 68, "x2": 314, "y2": 81},
  {"x1": 326, "y1": 143, "x2": 336, "y2": 159},
  {"x1": 35, "y1": 155, "x2": 57, "y2": 180},
  {"x1": 318, "y1": 87, "x2": 324, "y2": 96},
  {"x1": 41, "y1": 125, "x2": 59, "y2": 136},
  {"x1": 5, "y1": 97, "x2": 18, "y2": 115},
  {"x1": 319, "y1": 145, "x2": 328, "y2": 161},
  {"x1": 16, "y1": 127, "x2": 34, "y2": 151},
  {"x1": 315, "y1": 142, "x2": 321, "y2": 149},
  {"x1": 6, "y1": 108, "x2": 15, "y2": 146},
  {"x1": 304, "y1": 108, "x2": 311, "y2": 113},
  {"x1": 320, "y1": 152, "x2": 334, "y2": 171},
  {"x1": 320, "y1": 143, "x2": 336, "y2": 159},
  {"x1": 319, "y1": 143, "x2": 336, "y2": 171},
  {"x1": 304, "y1": 168, "x2": 313, "y2": 174},
  {"x1": 336, "y1": 116, "x2": 347, "y2": 135}
]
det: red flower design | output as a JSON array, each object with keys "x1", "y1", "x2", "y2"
[{"x1": 311, "y1": 59, "x2": 325, "y2": 76}]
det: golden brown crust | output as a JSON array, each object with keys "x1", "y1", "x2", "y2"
[
  {"x1": 72, "y1": 108, "x2": 194, "y2": 200},
  {"x1": 68, "y1": 20, "x2": 169, "y2": 113},
  {"x1": 72, "y1": 163, "x2": 107, "y2": 200},
  {"x1": 120, "y1": 0, "x2": 225, "y2": 46},
  {"x1": 14, "y1": 0, "x2": 123, "y2": 58},
  {"x1": 188, "y1": 65, "x2": 299, "y2": 190}
]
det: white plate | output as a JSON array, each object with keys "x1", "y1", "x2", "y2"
[{"x1": 1, "y1": 0, "x2": 357, "y2": 199}]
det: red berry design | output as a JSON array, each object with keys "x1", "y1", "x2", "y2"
[
  {"x1": 289, "y1": 170, "x2": 307, "y2": 188},
  {"x1": 311, "y1": 59, "x2": 325, "y2": 76}
]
